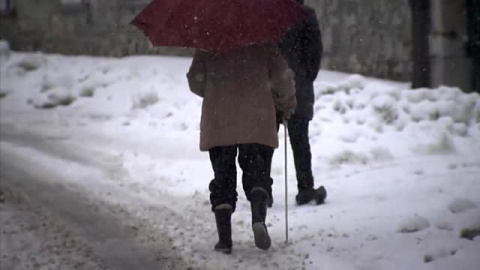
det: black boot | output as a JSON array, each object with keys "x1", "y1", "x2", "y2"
[
  {"x1": 295, "y1": 188, "x2": 316, "y2": 205},
  {"x1": 250, "y1": 187, "x2": 271, "y2": 250},
  {"x1": 266, "y1": 178, "x2": 273, "y2": 208},
  {"x1": 267, "y1": 191, "x2": 273, "y2": 208},
  {"x1": 295, "y1": 186, "x2": 327, "y2": 205},
  {"x1": 214, "y1": 204, "x2": 232, "y2": 254}
]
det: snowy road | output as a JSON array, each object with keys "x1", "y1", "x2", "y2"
[
  {"x1": 0, "y1": 126, "x2": 192, "y2": 270},
  {"x1": 1, "y1": 185, "x2": 110, "y2": 270}
]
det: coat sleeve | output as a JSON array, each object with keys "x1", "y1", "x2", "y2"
[
  {"x1": 187, "y1": 50, "x2": 207, "y2": 97},
  {"x1": 303, "y1": 8, "x2": 323, "y2": 82},
  {"x1": 268, "y1": 46, "x2": 297, "y2": 117}
]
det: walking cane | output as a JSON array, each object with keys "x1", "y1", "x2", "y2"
[{"x1": 283, "y1": 119, "x2": 289, "y2": 245}]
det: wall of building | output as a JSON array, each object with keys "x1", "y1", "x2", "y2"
[
  {"x1": 306, "y1": 0, "x2": 412, "y2": 81},
  {"x1": 0, "y1": 0, "x2": 192, "y2": 57},
  {"x1": 0, "y1": 0, "x2": 412, "y2": 81},
  {"x1": 429, "y1": 0, "x2": 474, "y2": 92}
]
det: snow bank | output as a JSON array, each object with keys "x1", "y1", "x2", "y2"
[
  {"x1": 0, "y1": 40, "x2": 10, "y2": 60},
  {"x1": 1, "y1": 53, "x2": 479, "y2": 161},
  {"x1": 449, "y1": 198, "x2": 478, "y2": 214},
  {"x1": 398, "y1": 215, "x2": 431, "y2": 233},
  {"x1": 316, "y1": 76, "x2": 479, "y2": 133},
  {"x1": 313, "y1": 75, "x2": 480, "y2": 161},
  {"x1": 0, "y1": 40, "x2": 12, "y2": 99}
]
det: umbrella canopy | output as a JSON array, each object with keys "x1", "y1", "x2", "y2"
[{"x1": 131, "y1": 0, "x2": 307, "y2": 53}]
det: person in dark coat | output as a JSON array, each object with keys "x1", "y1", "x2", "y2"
[
  {"x1": 187, "y1": 44, "x2": 296, "y2": 253},
  {"x1": 266, "y1": 0, "x2": 326, "y2": 206}
]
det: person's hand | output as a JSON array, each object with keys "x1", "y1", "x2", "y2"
[
  {"x1": 283, "y1": 109, "x2": 294, "y2": 121},
  {"x1": 276, "y1": 110, "x2": 294, "y2": 123},
  {"x1": 194, "y1": 73, "x2": 205, "y2": 82}
]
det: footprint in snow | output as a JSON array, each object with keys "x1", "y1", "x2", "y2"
[
  {"x1": 398, "y1": 215, "x2": 430, "y2": 233},
  {"x1": 435, "y1": 221, "x2": 453, "y2": 231},
  {"x1": 448, "y1": 163, "x2": 458, "y2": 170},
  {"x1": 413, "y1": 169, "x2": 424, "y2": 175},
  {"x1": 448, "y1": 198, "x2": 477, "y2": 214},
  {"x1": 424, "y1": 248, "x2": 458, "y2": 263}
]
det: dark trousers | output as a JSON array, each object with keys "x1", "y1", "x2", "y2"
[
  {"x1": 276, "y1": 116, "x2": 314, "y2": 192},
  {"x1": 209, "y1": 144, "x2": 274, "y2": 212}
]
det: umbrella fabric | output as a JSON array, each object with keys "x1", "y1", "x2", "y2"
[{"x1": 131, "y1": 0, "x2": 307, "y2": 52}]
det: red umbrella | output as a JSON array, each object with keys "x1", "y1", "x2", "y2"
[{"x1": 131, "y1": 0, "x2": 307, "y2": 53}]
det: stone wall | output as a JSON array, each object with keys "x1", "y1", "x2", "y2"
[
  {"x1": 306, "y1": 0, "x2": 412, "y2": 80},
  {"x1": 1, "y1": 0, "x2": 411, "y2": 80},
  {"x1": 429, "y1": 0, "x2": 473, "y2": 92},
  {"x1": 0, "y1": 0, "x2": 192, "y2": 57}
]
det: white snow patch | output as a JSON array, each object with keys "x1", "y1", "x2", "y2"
[
  {"x1": 0, "y1": 40, "x2": 10, "y2": 62},
  {"x1": 448, "y1": 198, "x2": 477, "y2": 214},
  {"x1": 398, "y1": 215, "x2": 431, "y2": 233},
  {"x1": 132, "y1": 91, "x2": 160, "y2": 109}
]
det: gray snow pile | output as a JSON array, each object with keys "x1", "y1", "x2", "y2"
[{"x1": 313, "y1": 75, "x2": 480, "y2": 160}]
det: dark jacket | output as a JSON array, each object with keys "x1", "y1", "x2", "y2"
[
  {"x1": 279, "y1": 5, "x2": 322, "y2": 120},
  {"x1": 187, "y1": 44, "x2": 296, "y2": 151}
]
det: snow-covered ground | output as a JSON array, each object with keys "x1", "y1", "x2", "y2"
[
  {"x1": 1, "y1": 48, "x2": 480, "y2": 269},
  {"x1": 0, "y1": 186, "x2": 110, "y2": 270}
]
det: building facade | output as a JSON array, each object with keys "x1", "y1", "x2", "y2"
[
  {"x1": 0, "y1": 0, "x2": 190, "y2": 56},
  {"x1": 0, "y1": 0, "x2": 478, "y2": 92}
]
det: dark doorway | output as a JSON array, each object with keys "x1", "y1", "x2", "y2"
[
  {"x1": 467, "y1": 0, "x2": 480, "y2": 93},
  {"x1": 409, "y1": 0, "x2": 431, "y2": 88},
  {"x1": 0, "y1": 0, "x2": 14, "y2": 16}
]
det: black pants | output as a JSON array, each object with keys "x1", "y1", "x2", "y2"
[
  {"x1": 209, "y1": 144, "x2": 274, "y2": 212},
  {"x1": 276, "y1": 116, "x2": 314, "y2": 192}
]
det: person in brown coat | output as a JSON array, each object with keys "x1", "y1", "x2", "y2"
[{"x1": 187, "y1": 43, "x2": 296, "y2": 253}]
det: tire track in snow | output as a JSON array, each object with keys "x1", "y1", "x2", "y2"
[{"x1": 0, "y1": 132, "x2": 192, "y2": 269}]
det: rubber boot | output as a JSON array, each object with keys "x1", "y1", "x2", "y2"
[
  {"x1": 250, "y1": 187, "x2": 271, "y2": 250},
  {"x1": 266, "y1": 178, "x2": 273, "y2": 208},
  {"x1": 295, "y1": 188, "x2": 316, "y2": 205},
  {"x1": 267, "y1": 194, "x2": 273, "y2": 208},
  {"x1": 214, "y1": 204, "x2": 232, "y2": 254}
]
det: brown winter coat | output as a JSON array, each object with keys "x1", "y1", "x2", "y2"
[{"x1": 187, "y1": 44, "x2": 296, "y2": 151}]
